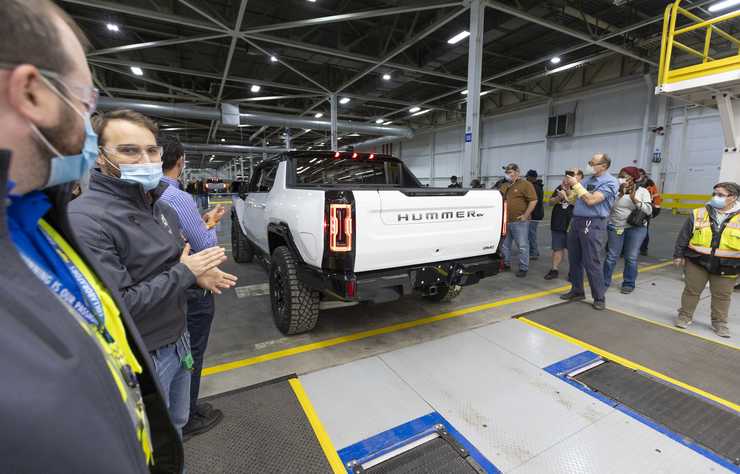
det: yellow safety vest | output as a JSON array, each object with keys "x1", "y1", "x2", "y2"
[
  {"x1": 688, "y1": 207, "x2": 740, "y2": 259},
  {"x1": 39, "y1": 220, "x2": 153, "y2": 464}
]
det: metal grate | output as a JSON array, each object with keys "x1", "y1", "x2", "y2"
[{"x1": 574, "y1": 362, "x2": 740, "y2": 465}]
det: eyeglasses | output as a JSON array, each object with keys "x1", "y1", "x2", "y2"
[
  {"x1": 0, "y1": 61, "x2": 99, "y2": 114},
  {"x1": 713, "y1": 192, "x2": 730, "y2": 198},
  {"x1": 101, "y1": 145, "x2": 163, "y2": 160},
  {"x1": 589, "y1": 161, "x2": 606, "y2": 167}
]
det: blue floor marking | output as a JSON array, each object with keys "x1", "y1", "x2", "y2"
[
  {"x1": 337, "y1": 411, "x2": 500, "y2": 473},
  {"x1": 545, "y1": 351, "x2": 740, "y2": 473}
]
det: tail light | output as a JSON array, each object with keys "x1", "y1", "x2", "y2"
[
  {"x1": 501, "y1": 201, "x2": 508, "y2": 237},
  {"x1": 329, "y1": 203, "x2": 353, "y2": 252}
]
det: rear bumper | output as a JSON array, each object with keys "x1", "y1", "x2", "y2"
[{"x1": 297, "y1": 253, "x2": 502, "y2": 304}]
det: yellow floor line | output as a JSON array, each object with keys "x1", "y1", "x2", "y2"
[
  {"x1": 288, "y1": 378, "x2": 346, "y2": 473},
  {"x1": 203, "y1": 260, "x2": 673, "y2": 377},
  {"x1": 517, "y1": 316, "x2": 740, "y2": 413},
  {"x1": 606, "y1": 306, "x2": 740, "y2": 351}
]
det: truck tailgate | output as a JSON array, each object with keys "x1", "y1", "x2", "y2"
[{"x1": 352, "y1": 188, "x2": 503, "y2": 272}]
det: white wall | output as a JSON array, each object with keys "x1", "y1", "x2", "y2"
[{"x1": 386, "y1": 79, "x2": 725, "y2": 194}]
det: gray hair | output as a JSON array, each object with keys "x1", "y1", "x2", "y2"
[{"x1": 714, "y1": 182, "x2": 740, "y2": 197}]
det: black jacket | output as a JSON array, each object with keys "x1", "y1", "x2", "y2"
[
  {"x1": 0, "y1": 152, "x2": 183, "y2": 473},
  {"x1": 674, "y1": 205, "x2": 740, "y2": 276},
  {"x1": 69, "y1": 170, "x2": 195, "y2": 351},
  {"x1": 550, "y1": 186, "x2": 574, "y2": 232}
]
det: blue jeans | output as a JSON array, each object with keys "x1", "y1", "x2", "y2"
[
  {"x1": 186, "y1": 289, "x2": 215, "y2": 417},
  {"x1": 603, "y1": 224, "x2": 648, "y2": 289},
  {"x1": 502, "y1": 221, "x2": 530, "y2": 271},
  {"x1": 528, "y1": 220, "x2": 540, "y2": 257},
  {"x1": 150, "y1": 333, "x2": 192, "y2": 436}
]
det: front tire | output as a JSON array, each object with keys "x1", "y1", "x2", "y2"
[
  {"x1": 423, "y1": 285, "x2": 462, "y2": 302},
  {"x1": 270, "y1": 246, "x2": 320, "y2": 335},
  {"x1": 231, "y1": 211, "x2": 253, "y2": 263}
]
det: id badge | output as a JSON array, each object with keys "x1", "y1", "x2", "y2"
[
  {"x1": 616, "y1": 228, "x2": 624, "y2": 236},
  {"x1": 177, "y1": 332, "x2": 194, "y2": 371}
]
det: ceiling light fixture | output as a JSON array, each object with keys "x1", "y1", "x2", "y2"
[
  {"x1": 550, "y1": 56, "x2": 562, "y2": 64},
  {"x1": 339, "y1": 97, "x2": 351, "y2": 105},
  {"x1": 708, "y1": 0, "x2": 740, "y2": 11},
  {"x1": 270, "y1": 55, "x2": 278, "y2": 63},
  {"x1": 382, "y1": 73, "x2": 391, "y2": 81},
  {"x1": 383, "y1": 121, "x2": 393, "y2": 125},
  {"x1": 250, "y1": 84, "x2": 261, "y2": 93},
  {"x1": 220, "y1": 138, "x2": 226, "y2": 142},
  {"x1": 106, "y1": 23, "x2": 120, "y2": 32},
  {"x1": 409, "y1": 106, "x2": 421, "y2": 113},
  {"x1": 447, "y1": 31, "x2": 470, "y2": 45},
  {"x1": 461, "y1": 90, "x2": 468, "y2": 95},
  {"x1": 130, "y1": 66, "x2": 144, "y2": 76},
  {"x1": 314, "y1": 112, "x2": 323, "y2": 118},
  {"x1": 375, "y1": 118, "x2": 384, "y2": 124},
  {"x1": 411, "y1": 109, "x2": 431, "y2": 117},
  {"x1": 548, "y1": 60, "x2": 584, "y2": 74}
]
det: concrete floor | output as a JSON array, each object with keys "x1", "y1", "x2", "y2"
[
  {"x1": 193, "y1": 201, "x2": 738, "y2": 472},
  {"x1": 200, "y1": 206, "x2": 737, "y2": 397}
]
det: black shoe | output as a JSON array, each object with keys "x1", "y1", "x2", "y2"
[
  {"x1": 516, "y1": 270, "x2": 528, "y2": 278},
  {"x1": 593, "y1": 300, "x2": 606, "y2": 310},
  {"x1": 183, "y1": 408, "x2": 224, "y2": 442},
  {"x1": 530, "y1": 255, "x2": 539, "y2": 261},
  {"x1": 620, "y1": 286, "x2": 634, "y2": 294},
  {"x1": 560, "y1": 291, "x2": 585, "y2": 301},
  {"x1": 544, "y1": 269, "x2": 559, "y2": 280},
  {"x1": 196, "y1": 402, "x2": 214, "y2": 417}
]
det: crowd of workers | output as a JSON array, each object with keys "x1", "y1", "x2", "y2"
[
  {"x1": 0, "y1": 1, "x2": 738, "y2": 473},
  {"x1": 475, "y1": 155, "x2": 737, "y2": 337}
]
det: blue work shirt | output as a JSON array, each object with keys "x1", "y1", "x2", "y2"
[
  {"x1": 6, "y1": 184, "x2": 84, "y2": 304},
  {"x1": 573, "y1": 173, "x2": 619, "y2": 218},
  {"x1": 159, "y1": 176, "x2": 217, "y2": 252}
]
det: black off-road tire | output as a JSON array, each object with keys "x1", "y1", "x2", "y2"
[
  {"x1": 270, "y1": 246, "x2": 320, "y2": 335},
  {"x1": 423, "y1": 285, "x2": 463, "y2": 303},
  {"x1": 231, "y1": 211, "x2": 253, "y2": 263}
]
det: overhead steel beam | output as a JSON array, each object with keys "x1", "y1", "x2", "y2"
[
  {"x1": 240, "y1": 36, "x2": 331, "y2": 93},
  {"x1": 177, "y1": 0, "x2": 231, "y2": 31},
  {"x1": 92, "y1": 63, "x2": 213, "y2": 101},
  {"x1": 330, "y1": 95, "x2": 338, "y2": 150},
  {"x1": 231, "y1": 94, "x2": 325, "y2": 102},
  {"x1": 98, "y1": 97, "x2": 221, "y2": 120},
  {"x1": 88, "y1": 33, "x2": 229, "y2": 57},
  {"x1": 240, "y1": 2, "x2": 463, "y2": 34},
  {"x1": 250, "y1": 126, "x2": 268, "y2": 141},
  {"x1": 485, "y1": 0, "x2": 656, "y2": 66},
  {"x1": 58, "y1": 0, "x2": 226, "y2": 32},
  {"x1": 215, "y1": 0, "x2": 250, "y2": 104},
  {"x1": 334, "y1": 7, "x2": 469, "y2": 94},
  {"x1": 88, "y1": 58, "x2": 324, "y2": 94}
]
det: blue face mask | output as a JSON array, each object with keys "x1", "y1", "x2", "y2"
[
  {"x1": 709, "y1": 196, "x2": 727, "y2": 209},
  {"x1": 119, "y1": 162, "x2": 163, "y2": 191},
  {"x1": 30, "y1": 75, "x2": 99, "y2": 189}
]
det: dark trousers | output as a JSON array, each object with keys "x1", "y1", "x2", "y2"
[
  {"x1": 186, "y1": 289, "x2": 215, "y2": 416},
  {"x1": 568, "y1": 216, "x2": 608, "y2": 302}
]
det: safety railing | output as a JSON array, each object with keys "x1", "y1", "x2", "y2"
[
  {"x1": 657, "y1": 0, "x2": 740, "y2": 88},
  {"x1": 662, "y1": 193, "x2": 710, "y2": 214}
]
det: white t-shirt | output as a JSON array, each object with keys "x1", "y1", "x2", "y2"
[{"x1": 609, "y1": 186, "x2": 652, "y2": 228}]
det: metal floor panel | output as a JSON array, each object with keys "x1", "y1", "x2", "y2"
[
  {"x1": 523, "y1": 301, "x2": 740, "y2": 404},
  {"x1": 378, "y1": 330, "x2": 613, "y2": 472},
  {"x1": 575, "y1": 361, "x2": 740, "y2": 463},
  {"x1": 185, "y1": 377, "x2": 333, "y2": 474},
  {"x1": 301, "y1": 356, "x2": 433, "y2": 451}
]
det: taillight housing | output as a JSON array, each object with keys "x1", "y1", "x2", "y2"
[
  {"x1": 329, "y1": 203, "x2": 353, "y2": 252},
  {"x1": 501, "y1": 201, "x2": 508, "y2": 237}
]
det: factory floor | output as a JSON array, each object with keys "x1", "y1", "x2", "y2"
[{"x1": 190, "y1": 199, "x2": 739, "y2": 473}]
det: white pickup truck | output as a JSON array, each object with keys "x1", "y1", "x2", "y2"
[{"x1": 231, "y1": 151, "x2": 506, "y2": 335}]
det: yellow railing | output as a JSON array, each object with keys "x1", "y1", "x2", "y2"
[
  {"x1": 657, "y1": 1, "x2": 740, "y2": 87},
  {"x1": 662, "y1": 193, "x2": 710, "y2": 214}
]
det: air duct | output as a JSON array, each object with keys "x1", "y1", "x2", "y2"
[
  {"x1": 97, "y1": 98, "x2": 414, "y2": 138},
  {"x1": 182, "y1": 143, "x2": 293, "y2": 154},
  {"x1": 341, "y1": 136, "x2": 400, "y2": 151}
]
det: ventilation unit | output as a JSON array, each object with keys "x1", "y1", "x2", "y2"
[{"x1": 547, "y1": 113, "x2": 575, "y2": 138}]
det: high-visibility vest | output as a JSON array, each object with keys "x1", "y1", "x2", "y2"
[
  {"x1": 688, "y1": 207, "x2": 740, "y2": 259},
  {"x1": 39, "y1": 220, "x2": 153, "y2": 463}
]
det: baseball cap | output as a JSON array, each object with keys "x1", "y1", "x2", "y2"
[{"x1": 502, "y1": 163, "x2": 519, "y2": 172}]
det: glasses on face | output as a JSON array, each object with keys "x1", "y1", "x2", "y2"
[
  {"x1": 102, "y1": 145, "x2": 163, "y2": 161},
  {"x1": 0, "y1": 62, "x2": 99, "y2": 114},
  {"x1": 713, "y1": 192, "x2": 730, "y2": 198},
  {"x1": 589, "y1": 161, "x2": 605, "y2": 167}
]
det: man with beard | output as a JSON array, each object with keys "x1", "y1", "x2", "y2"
[{"x1": 0, "y1": 0, "x2": 183, "y2": 472}]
